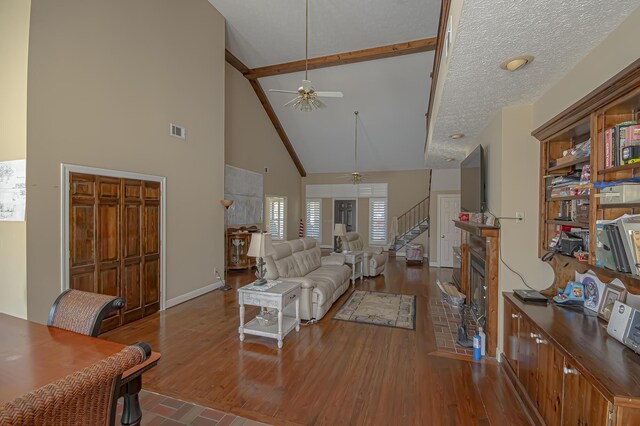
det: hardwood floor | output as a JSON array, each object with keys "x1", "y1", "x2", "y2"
[{"x1": 103, "y1": 258, "x2": 530, "y2": 426}]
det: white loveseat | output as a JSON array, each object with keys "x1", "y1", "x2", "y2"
[
  {"x1": 264, "y1": 237, "x2": 351, "y2": 321},
  {"x1": 341, "y1": 232, "x2": 388, "y2": 277}
]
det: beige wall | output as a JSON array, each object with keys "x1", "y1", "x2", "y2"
[
  {"x1": 303, "y1": 169, "x2": 432, "y2": 253},
  {"x1": 533, "y1": 6, "x2": 640, "y2": 128},
  {"x1": 26, "y1": 0, "x2": 226, "y2": 323},
  {"x1": 477, "y1": 105, "x2": 554, "y2": 353},
  {"x1": 225, "y1": 64, "x2": 302, "y2": 240},
  {"x1": 0, "y1": 0, "x2": 30, "y2": 319}
]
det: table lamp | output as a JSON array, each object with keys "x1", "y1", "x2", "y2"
[
  {"x1": 248, "y1": 232, "x2": 275, "y2": 286},
  {"x1": 334, "y1": 223, "x2": 347, "y2": 253}
]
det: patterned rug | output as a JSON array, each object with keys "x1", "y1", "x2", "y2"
[{"x1": 333, "y1": 290, "x2": 416, "y2": 330}]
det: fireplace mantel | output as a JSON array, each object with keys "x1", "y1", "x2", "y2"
[{"x1": 454, "y1": 220, "x2": 500, "y2": 357}]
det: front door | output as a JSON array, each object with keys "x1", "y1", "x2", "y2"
[
  {"x1": 334, "y1": 199, "x2": 356, "y2": 250},
  {"x1": 438, "y1": 194, "x2": 461, "y2": 267}
]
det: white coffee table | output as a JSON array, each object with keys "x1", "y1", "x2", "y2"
[
  {"x1": 237, "y1": 281, "x2": 301, "y2": 348},
  {"x1": 333, "y1": 251, "x2": 364, "y2": 287}
]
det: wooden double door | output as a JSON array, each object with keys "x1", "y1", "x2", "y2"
[{"x1": 69, "y1": 172, "x2": 161, "y2": 332}]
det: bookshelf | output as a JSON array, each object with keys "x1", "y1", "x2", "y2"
[{"x1": 533, "y1": 60, "x2": 640, "y2": 295}]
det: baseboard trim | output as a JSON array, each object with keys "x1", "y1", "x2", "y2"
[
  {"x1": 429, "y1": 261, "x2": 440, "y2": 267},
  {"x1": 165, "y1": 280, "x2": 223, "y2": 309}
]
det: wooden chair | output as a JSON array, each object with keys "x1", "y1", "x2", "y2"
[
  {"x1": 0, "y1": 343, "x2": 150, "y2": 426},
  {"x1": 47, "y1": 289, "x2": 125, "y2": 337}
]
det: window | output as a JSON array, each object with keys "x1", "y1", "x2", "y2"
[
  {"x1": 369, "y1": 198, "x2": 387, "y2": 246},
  {"x1": 305, "y1": 199, "x2": 321, "y2": 240},
  {"x1": 266, "y1": 196, "x2": 286, "y2": 240}
]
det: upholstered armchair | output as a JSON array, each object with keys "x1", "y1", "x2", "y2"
[{"x1": 340, "y1": 231, "x2": 388, "y2": 277}]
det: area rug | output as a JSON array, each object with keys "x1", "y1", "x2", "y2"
[{"x1": 333, "y1": 290, "x2": 416, "y2": 330}]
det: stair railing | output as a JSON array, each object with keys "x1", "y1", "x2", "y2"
[{"x1": 397, "y1": 196, "x2": 430, "y2": 239}]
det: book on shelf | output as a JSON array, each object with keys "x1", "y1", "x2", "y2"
[
  {"x1": 595, "y1": 221, "x2": 617, "y2": 271},
  {"x1": 604, "y1": 121, "x2": 639, "y2": 169}
]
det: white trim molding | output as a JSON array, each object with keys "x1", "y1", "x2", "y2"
[
  {"x1": 60, "y1": 163, "x2": 168, "y2": 310},
  {"x1": 165, "y1": 280, "x2": 223, "y2": 309}
]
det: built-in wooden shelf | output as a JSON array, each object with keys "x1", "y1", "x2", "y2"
[
  {"x1": 597, "y1": 162, "x2": 640, "y2": 175},
  {"x1": 596, "y1": 202, "x2": 640, "y2": 208},
  {"x1": 546, "y1": 157, "x2": 589, "y2": 172},
  {"x1": 546, "y1": 195, "x2": 590, "y2": 202},
  {"x1": 546, "y1": 219, "x2": 589, "y2": 228},
  {"x1": 453, "y1": 220, "x2": 499, "y2": 237}
]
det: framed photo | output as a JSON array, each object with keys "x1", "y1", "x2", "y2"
[
  {"x1": 598, "y1": 284, "x2": 627, "y2": 321},
  {"x1": 579, "y1": 273, "x2": 605, "y2": 313},
  {"x1": 485, "y1": 214, "x2": 496, "y2": 226}
]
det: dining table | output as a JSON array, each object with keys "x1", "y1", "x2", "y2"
[{"x1": 0, "y1": 313, "x2": 160, "y2": 425}]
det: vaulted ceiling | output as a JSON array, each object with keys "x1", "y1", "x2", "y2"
[{"x1": 210, "y1": 0, "x2": 442, "y2": 174}]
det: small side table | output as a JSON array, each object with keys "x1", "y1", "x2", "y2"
[
  {"x1": 237, "y1": 281, "x2": 301, "y2": 348},
  {"x1": 333, "y1": 251, "x2": 364, "y2": 287}
]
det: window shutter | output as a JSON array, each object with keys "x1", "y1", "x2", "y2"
[
  {"x1": 369, "y1": 198, "x2": 387, "y2": 246},
  {"x1": 267, "y1": 196, "x2": 286, "y2": 240},
  {"x1": 305, "y1": 199, "x2": 321, "y2": 240}
]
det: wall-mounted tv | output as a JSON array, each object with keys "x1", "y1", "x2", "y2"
[{"x1": 460, "y1": 145, "x2": 486, "y2": 213}]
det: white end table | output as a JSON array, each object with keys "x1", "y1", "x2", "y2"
[
  {"x1": 333, "y1": 251, "x2": 364, "y2": 287},
  {"x1": 237, "y1": 281, "x2": 301, "y2": 348}
]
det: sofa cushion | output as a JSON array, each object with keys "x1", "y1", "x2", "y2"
[
  {"x1": 265, "y1": 243, "x2": 303, "y2": 279},
  {"x1": 343, "y1": 231, "x2": 364, "y2": 251},
  {"x1": 301, "y1": 237, "x2": 317, "y2": 249},
  {"x1": 307, "y1": 265, "x2": 351, "y2": 292},
  {"x1": 287, "y1": 239, "x2": 305, "y2": 253},
  {"x1": 293, "y1": 246, "x2": 321, "y2": 276}
]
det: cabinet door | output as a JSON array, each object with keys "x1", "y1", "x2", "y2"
[
  {"x1": 562, "y1": 360, "x2": 610, "y2": 425},
  {"x1": 518, "y1": 319, "x2": 539, "y2": 401},
  {"x1": 503, "y1": 301, "x2": 520, "y2": 375},
  {"x1": 535, "y1": 335, "x2": 564, "y2": 426}
]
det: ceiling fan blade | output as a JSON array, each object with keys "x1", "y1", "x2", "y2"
[
  {"x1": 269, "y1": 89, "x2": 299, "y2": 94},
  {"x1": 315, "y1": 91, "x2": 344, "y2": 98},
  {"x1": 302, "y1": 80, "x2": 312, "y2": 92},
  {"x1": 283, "y1": 97, "x2": 300, "y2": 107}
]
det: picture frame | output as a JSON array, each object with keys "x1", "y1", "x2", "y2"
[{"x1": 598, "y1": 284, "x2": 628, "y2": 321}]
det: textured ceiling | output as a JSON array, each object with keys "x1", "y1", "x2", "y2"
[
  {"x1": 261, "y1": 52, "x2": 434, "y2": 173},
  {"x1": 208, "y1": 0, "x2": 440, "y2": 68},
  {"x1": 426, "y1": 0, "x2": 640, "y2": 169}
]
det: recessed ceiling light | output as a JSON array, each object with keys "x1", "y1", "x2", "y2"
[
  {"x1": 449, "y1": 133, "x2": 465, "y2": 139},
  {"x1": 445, "y1": 157, "x2": 455, "y2": 162},
  {"x1": 500, "y1": 55, "x2": 535, "y2": 72}
]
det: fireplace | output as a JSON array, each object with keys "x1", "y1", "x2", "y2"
[{"x1": 469, "y1": 249, "x2": 486, "y2": 327}]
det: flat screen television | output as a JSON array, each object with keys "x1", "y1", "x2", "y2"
[{"x1": 460, "y1": 145, "x2": 486, "y2": 212}]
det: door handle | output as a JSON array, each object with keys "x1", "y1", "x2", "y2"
[{"x1": 441, "y1": 235, "x2": 445, "y2": 238}]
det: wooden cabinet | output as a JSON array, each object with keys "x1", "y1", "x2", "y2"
[
  {"x1": 226, "y1": 227, "x2": 258, "y2": 270},
  {"x1": 503, "y1": 301, "x2": 520, "y2": 374},
  {"x1": 502, "y1": 293, "x2": 640, "y2": 426},
  {"x1": 561, "y1": 360, "x2": 610, "y2": 426}
]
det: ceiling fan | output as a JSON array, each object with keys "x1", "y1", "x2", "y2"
[
  {"x1": 339, "y1": 111, "x2": 369, "y2": 185},
  {"x1": 268, "y1": 0, "x2": 343, "y2": 112}
]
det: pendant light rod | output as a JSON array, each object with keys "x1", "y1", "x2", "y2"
[
  {"x1": 354, "y1": 111, "x2": 359, "y2": 171},
  {"x1": 305, "y1": 0, "x2": 309, "y2": 81}
]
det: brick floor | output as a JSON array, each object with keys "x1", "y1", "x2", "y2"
[
  {"x1": 429, "y1": 296, "x2": 479, "y2": 358},
  {"x1": 116, "y1": 390, "x2": 271, "y2": 426}
]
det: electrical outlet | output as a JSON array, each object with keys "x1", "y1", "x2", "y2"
[{"x1": 515, "y1": 212, "x2": 524, "y2": 223}]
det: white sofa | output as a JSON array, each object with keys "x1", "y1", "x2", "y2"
[
  {"x1": 264, "y1": 237, "x2": 351, "y2": 321},
  {"x1": 341, "y1": 232, "x2": 388, "y2": 277}
]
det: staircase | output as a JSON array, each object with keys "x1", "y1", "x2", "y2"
[{"x1": 389, "y1": 171, "x2": 432, "y2": 255}]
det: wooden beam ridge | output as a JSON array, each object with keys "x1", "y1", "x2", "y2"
[
  {"x1": 249, "y1": 79, "x2": 307, "y2": 177},
  {"x1": 243, "y1": 37, "x2": 437, "y2": 80},
  {"x1": 425, "y1": 0, "x2": 451, "y2": 151},
  {"x1": 225, "y1": 49, "x2": 249, "y2": 75},
  {"x1": 225, "y1": 50, "x2": 307, "y2": 177}
]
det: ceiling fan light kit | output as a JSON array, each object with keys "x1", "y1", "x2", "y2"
[{"x1": 268, "y1": 0, "x2": 343, "y2": 111}]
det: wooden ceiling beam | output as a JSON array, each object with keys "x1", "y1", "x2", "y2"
[
  {"x1": 243, "y1": 37, "x2": 437, "y2": 80},
  {"x1": 249, "y1": 80, "x2": 307, "y2": 177},
  {"x1": 225, "y1": 49, "x2": 249, "y2": 75}
]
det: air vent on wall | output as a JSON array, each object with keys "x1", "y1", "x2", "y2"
[{"x1": 170, "y1": 123, "x2": 185, "y2": 140}]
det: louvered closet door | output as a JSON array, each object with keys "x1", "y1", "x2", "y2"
[{"x1": 69, "y1": 172, "x2": 160, "y2": 332}]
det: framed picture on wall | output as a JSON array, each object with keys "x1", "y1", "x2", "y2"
[{"x1": 598, "y1": 284, "x2": 627, "y2": 321}]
